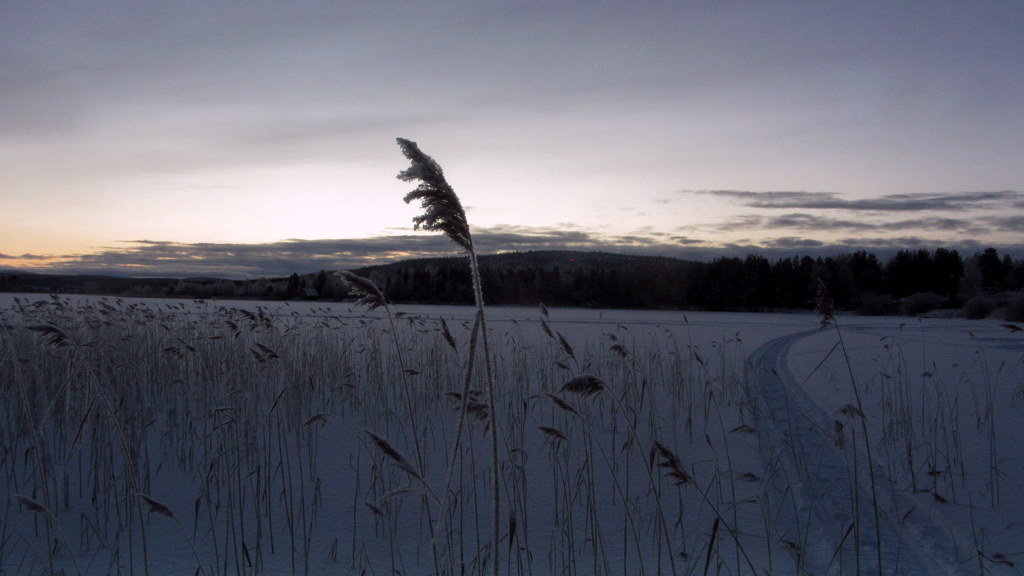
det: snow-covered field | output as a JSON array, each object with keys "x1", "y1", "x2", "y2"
[{"x1": 1, "y1": 294, "x2": 1021, "y2": 575}]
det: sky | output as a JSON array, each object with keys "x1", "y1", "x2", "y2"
[{"x1": 2, "y1": 1, "x2": 1023, "y2": 278}]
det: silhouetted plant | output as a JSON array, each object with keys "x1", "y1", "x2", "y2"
[{"x1": 396, "y1": 138, "x2": 501, "y2": 576}]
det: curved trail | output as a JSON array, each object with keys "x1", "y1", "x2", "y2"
[{"x1": 747, "y1": 328, "x2": 963, "y2": 576}]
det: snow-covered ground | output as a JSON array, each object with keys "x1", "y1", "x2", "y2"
[{"x1": 1, "y1": 294, "x2": 1021, "y2": 575}]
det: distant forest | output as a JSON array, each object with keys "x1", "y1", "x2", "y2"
[{"x1": 3, "y1": 248, "x2": 1023, "y2": 318}]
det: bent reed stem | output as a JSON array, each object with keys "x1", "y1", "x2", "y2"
[{"x1": 395, "y1": 138, "x2": 500, "y2": 576}]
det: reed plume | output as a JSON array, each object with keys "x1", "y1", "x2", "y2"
[
  {"x1": 396, "y1": 138, "x2": 472, "y2": 252},
  {"x1": 560, "y1": 375, "x2": 605, "y2": 397},
  {"x1": 139, "y1": 494, "x2": 176, "y2": 519},
  {"x1": 367, "y1": 430, "x2": 423, "y2": 482},
  {"x1": 653, "y1": 441, "x2": 693, "y2": 486},
  {"x1": 337, "y1": 270, "x2": 388, "y2": 311},
  {"x1": 815, "y1": 279, "x2": 836, "y2": 328},
  {"x1": 26, "y1": 324, "x2": 73, "y2": 347}
]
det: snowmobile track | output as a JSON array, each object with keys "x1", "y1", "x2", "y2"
[{"x1": 747, "y1": 328, "x2": 963, "y2": 575}]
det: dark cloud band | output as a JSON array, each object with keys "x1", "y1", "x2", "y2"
[
  {"x1": 685, "y1": 190, "x2": 1022, "y2": 212},
  {"x1": 4, "y1": 226, "x2": 1022, "y2": 279}
]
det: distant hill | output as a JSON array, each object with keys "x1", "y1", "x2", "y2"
[
  {"x1": 357, "y1": 250, "x2": 687, "y2": 273},
  {"x1": 0, "y1": 271, "x2": 177, "y2": 296},
  {"x1": 350, "y1": 251, "x2": 700, "y2": 308}
]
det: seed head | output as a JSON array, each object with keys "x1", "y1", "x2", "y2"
[
  {"x1": 815, "y1": 280, "x2": 835, "y2": 327},
  {"x1": 560, "y1": 375, "x2": 605, "y2": 397},
  {"x1": 396, "y1": 138, "x2": 473, "y2": 252},
  {"x1": 337, "y1": 271, "x2": 388, "y2": 311}
]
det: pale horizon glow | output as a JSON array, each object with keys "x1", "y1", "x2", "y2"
[{"x1": 3, "y1": 1, "x2": 1023, "y2": 277}]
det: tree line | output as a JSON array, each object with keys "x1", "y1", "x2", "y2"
[
  {"x1": 3, "y1": 247, "x2": 1022, "y2": 317},
  {"x1": 351, "y1": 248, "x2": 1022, "y2": 316}
]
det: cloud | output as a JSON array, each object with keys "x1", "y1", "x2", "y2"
[
  {"x1": 761, "y1": 237, "x2": 826, "y2": 250},
  {"x1": 64, "y1": 236, "x2": 466, "y2": 278},
  {"x1": 669, "y1": 236, "x2": 709, "y2": 246},
  {"x1": 684, "y1": 190, "x2": 1023, "y2": 212},
  {"x1": 0, "y1": 253, "x2": 49, "y2": 260},
  {"x1": 10, "y1": 226, "x2": 708, "y2": 278},
  {"x1": 8, "y1": 224, "x2": 1024, "y2": 279},
  {"x1": 712, "y1": 212, "x2": 989, "y2": 235},
  {"x1": 668, "y1": 189, "x2": 1024, "y2": 244},
  {"x1": 989, "y1": 216, "x2": 1024, "y2": 232}
]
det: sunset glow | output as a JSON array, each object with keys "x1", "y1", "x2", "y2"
[{"x1": 3, "y1": 1, "x2": 1022, "y2": 276}]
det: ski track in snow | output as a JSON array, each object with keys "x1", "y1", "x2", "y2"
[{"x1": 748, "y1": 328, "x2": 965, "y2": 576}]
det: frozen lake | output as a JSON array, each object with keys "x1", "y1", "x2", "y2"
[{"x1": 2, "y1": 294, "x2": 1022, "y2": 574}]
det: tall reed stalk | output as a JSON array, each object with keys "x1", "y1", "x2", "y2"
[
  {"x1": 395, "y1": 138, "x2": 500, "y2": 576},
  {"x1": 816, "y1": 281, "x2": 882, "y2": 576},
  {"x1": 337, "y1": 270, "x2": 444, "y2": 574}
]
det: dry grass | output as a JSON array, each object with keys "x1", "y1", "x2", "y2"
[
  {"x1": 0, "y1": 293, "x2": 765, "y2": 575},
  {"x1": 2, "y1": 293, "x2": 1019, "y2": 574}
]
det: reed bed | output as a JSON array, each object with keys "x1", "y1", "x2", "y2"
[
  {"x1": 0, "y1": 293, "x2": 767, "y2": 575},
  {"x1": 1, "y1": 295, "x2": 1022, "y2": 575}
]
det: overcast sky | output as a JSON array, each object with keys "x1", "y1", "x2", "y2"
[{"x1": 3, "y1": 1, "x2": 1023, "y2": 277}]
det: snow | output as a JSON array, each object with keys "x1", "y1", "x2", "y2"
[{"x1": 1, "y1": 294, "x2": 1021, "y2": 575}]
